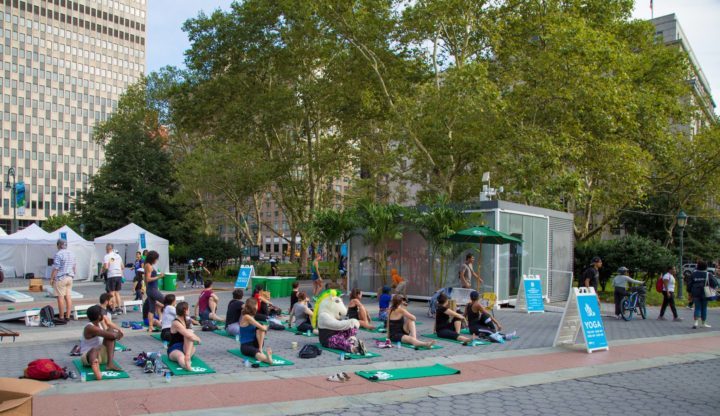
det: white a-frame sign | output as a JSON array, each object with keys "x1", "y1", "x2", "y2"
[
  {"x1": 516, "y1": 275, "x2": 545, "y2": 313},
  {"x1": 553, "y1": 287, "x2": 609, "y2": 353}
]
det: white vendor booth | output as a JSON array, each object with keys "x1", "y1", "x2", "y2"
[
  {"x1": 93, "y1": 223, "x2": 169, "y2": 273},
  {"x1": 0, "y1": 224, "x2": 56, "y2": 279},
  {"x1": 48, "y1": 226, "x2": 98, "y2": 282},
  {"x1": 0, "y1": 226, "x2": 7, "y2": 236}
]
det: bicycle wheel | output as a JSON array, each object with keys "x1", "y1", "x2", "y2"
[
  {"x1": 620, "y1": 297, "x2": 633, "y2": 321},
  {"x1": 638, "y1": 296, "x2": 647, "y2": 319}
]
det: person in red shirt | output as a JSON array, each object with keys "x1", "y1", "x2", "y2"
[{"x1": 194, "y1": 280, "x2": 225, "y2": 322}]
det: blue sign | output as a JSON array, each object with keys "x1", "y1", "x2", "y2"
[
  {"x1": 235, "y1": 265, "x2": 253, "y2": 289},
  {"x1": 524, "y1": 277, "x2": 544, "y2": 313},
  {"x1": 576, "y1": 293, "x2": 608, "y2": 351},
  {"x1": 340, "y1": 243, "x2": 348, "y2": 257},
  {"x1": 139, "y1": 233, "x2": 147, "y2": 250},
  {"x1": 60, "y1": 232, "x2": 68, "y2": 241}
]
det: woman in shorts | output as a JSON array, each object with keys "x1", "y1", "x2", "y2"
[
  {"x1": 238, "y1": 298, "x2": 274, "y2": 365},
  {"x1": 387, "y1": 295, "x2": 434, "y2": 349}
]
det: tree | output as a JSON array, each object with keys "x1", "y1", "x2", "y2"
[
  {"x1": 41, "y1": 213, "x2": 79, "y2": 233},
  {"x1": 77, "y1": 79, "x2": 196, "y2": 243},
  {"x1": 310, "y1": 208, "x2": 359, "y2": 262},
  {"x1": 356, "y1": 200, "x2": 405, "y2": 286}
]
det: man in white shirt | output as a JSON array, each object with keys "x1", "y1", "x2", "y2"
[
  {"x1": 459, "y1": 254, "x2": 483, "y2": 289},
  {"x1": 102, "y1": 244, "x2": 124, "y2": 315},
  {"x1": 658, "y1": 265, "x2": 682, "y2": 321}
]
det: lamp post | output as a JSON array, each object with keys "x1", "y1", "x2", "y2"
[
  {"x1": 676, "y1": 210, "x2": 688, "y2": 299},
  {"x1": 4, "y1": 167, "x2": 17, "y2": 234}
]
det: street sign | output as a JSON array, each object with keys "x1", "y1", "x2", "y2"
[
  {"x1": 553, "y1": 287, "x2": 609, "y2": 353},
  {"x1": 235, "y1": 265, "x2": 254, "y2": 289},
  {"x1": 516, "y1": 275, "x2": 544, "y2": 313}
]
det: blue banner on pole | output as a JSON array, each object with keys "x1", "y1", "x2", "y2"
[
  {"x1": 139, "y1": 233, "x2": 147, "y2": 250},
  {"x1": 16, "y1": 182, "x2": 25, "y2": 216},
  {"x1": 340, "y1": 243, "x2": 347, "y2": 257},
  {"x1": 524, "y1": 277, "x2": 544, "y2": 313},
  {"x1": 576, "y1": 292, "x2": 608, "y2": 351},
  {"x1": 235, "y1": 265, "x2": 254, "y2": 289}
]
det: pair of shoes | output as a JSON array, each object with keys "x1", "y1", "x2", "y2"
[
  {"x1": 69, "y1": 345, "x2": 81, "y2": 356},
  {"x1": 131, "y1": 322, "x2": 143, "y2": 330},
  {"x1": 327, "y1": 372, "x2": 350, "y2": 382},
  {"x1": 673, "y1": 317, "x2": 684, "y2": 322},
  {"x1": 121, "y1": 321, "x2": 130, "y2": 328},
  {"x1": 657, "y1": 316, "x2": 667, "y2": 321}
]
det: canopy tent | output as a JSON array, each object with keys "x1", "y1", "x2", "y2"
[
  {"x1": 0, "y1": 224, "x2": 57, "y2": 279},
  {"x1": 93, "y1": 223, "x2": 169, "y2": 273},
  {"x1": 48, "y1": 226, "x2": 98, "y2": 282}
]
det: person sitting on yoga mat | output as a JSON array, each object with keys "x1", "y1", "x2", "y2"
[
  {"x1": 238, "y1": 298, "x2": 273, "y2": 365},
  {"x1": 195, "y1": 280, "x2": 225, "y2": 323},
  {"x1": 435, "y1": 293, "x2": 472, "y2": 345},
  {"x1": 378, "y1": 286, "x2": 392, "y2": 321},
  {"x1": 98, "y1": 293, "x2": 124, "y2": 335},
  {"x1": 465, "y1": 291, "x2": 515, "y2": 342},
  {"x1": 168, "y1": 301, "x2": 202, "y2": 371},
  {"x1": 80, "y1": 305, "x2": 123, "y2": 380},
  {"x1": 252, "y1": 285, "x2": 281, "y2": 320},
  {"x1": 225, "y1": 289, "x2": 245, "y2": 337},
  {"x1": 289, "y1": 292, "x2": 315, "y2": 333},
  {"x1": 160, "y1": 294, "x2": 177, "y2": 343},
  {"x1": 387, "y1": 295, "x2": 435, "y2": 349},
  {"x1": 347, "y1": 288, "x2": 376, "y2": 330},
  {"x1": 143, "y1": 250, "x2": 165, "y2": 333}
]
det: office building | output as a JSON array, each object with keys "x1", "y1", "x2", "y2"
[{"x1": 0, "y1": 0, "x2": 147, "y2": 233}]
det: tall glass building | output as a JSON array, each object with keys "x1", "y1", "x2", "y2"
[{"x1": 0, "y1": 0, "x2": 146, "y2": 233}]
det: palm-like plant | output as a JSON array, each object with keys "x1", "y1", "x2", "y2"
[
  {"x1": 310, "y1": 208, "x2": 359, "y2": 264},
  {"x1": 356, "y1": 199, "x2": 405, "y2": 286}
]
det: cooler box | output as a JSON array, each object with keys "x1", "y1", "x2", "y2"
[
  {"x1": 162, "y1": 273, "x2": 177, "y2": 291},
  {"x1": 251, "y1": 277, "x2": 267, "y2": 291},
  {"x1": 265, "y1": 277, "x2": 283, "y2": 299}
]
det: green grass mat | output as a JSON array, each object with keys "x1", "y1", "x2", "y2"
[
  {"x1": 356, "y1": 364, "x2": 460, "y2": 381},
  {"x1": 72, "y1": 359, "x2": 129, "y2": 381},
  {"x1": 421, "y1": 333, "x2": 490, "y2": 346},
  {"x1": 315, "y1": 343, "x2": 381, "y2": 359},
  {"x1": 160, "y1": 355, "x2": 216, "y2": 376},
  {"x1": 114, "y1": 342, "x2": 129, "y2": 352},
  {"x1": 373, "y1": 337, "x2": 443, "y2": 350},
  {"x1": 227, "y1": 349, "x2": 294, "y2": 367},
  {"x1": 285, "y1": 327, "x2": 316, "y2": 337}
]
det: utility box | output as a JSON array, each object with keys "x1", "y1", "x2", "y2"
[{"x1": 0, "y1": 378, "x2": 50, "y2": 416}]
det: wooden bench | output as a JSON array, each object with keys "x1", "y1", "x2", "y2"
[
  {"x1": 72, "y1": 304, "x2": 92, "y2": 320},
  {"x1": 0, "y1": 324, "x2": 20, "y2": 342}
]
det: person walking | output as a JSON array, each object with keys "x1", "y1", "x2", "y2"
[
  {"x1": 269, "y1": 256, "x2": 278, "y2": 276},
  {"x1": 689, "y1": 261, "x2": 718, "y2": 329},
  {"x1": 658, "y1": 266, "x2": 682, "y2": 321},
  {"x1": 581, "y1": 256, "x2": 602, "y2": 293},
  {"x1": 311, "y1": 253, "x2": 323, "y2": 296},
  {"x1": 50, "y1": 238, "x2": 76, "y2": 321},
  {"x1": 611, "y1": 267, "x2": 643, "y2": 319},
  {"x1": 101, "y1": 244, "x2": 124, "y2": 314},
  {"x1": 459, "y1": 254, "x2": 482, "y2": 289}
]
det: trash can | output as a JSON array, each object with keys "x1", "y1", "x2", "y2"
[
  {"x1": 163, "y1": 273, "x2": 177, "y2": 291},
  {"x1": 251, "y1": 276, "x2": 267, "y2": 292},
  {"x1": 265, "y1": 277, "x2": 283, "y2": 299}
]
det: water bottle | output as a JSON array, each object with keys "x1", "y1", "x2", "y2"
[
  {"x1": 235, "y1": 334, "x2": 240, "y2": 344},
  {"x1": 243, "y1": 359, "x2": 251, "y2": 368},
  {"x1": 162, "y1": 340, "x2": 169, "y2": 349},
  {"x1": 397, "y1": 341, "x2": 402, "y2": 349},
  {"x1": 80, "y1": 371, "x2": 86, "y2": 382},
  {"x1": 306, "y1": 329, "x2": 311, "y2": 336},
  {"x1": 339, "y1": 351, "x2": 345, "y2": 361},
  {"x1": 164, "y1": 371, "x2": 171, "y2": 383}
]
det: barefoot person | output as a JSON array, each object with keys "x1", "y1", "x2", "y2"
[
  {"x1": 168, "y1": 301, "x2": 202, "y2": 371},
  {"x1": 289, "y1": 292, "x2": 314, "y2": 333},
  {"x1": 347, "y1": 288, "x2": 375, "y2": 330},
  {"x1": 465, "y1": 291, "x2": 515, "y2": 342},
  {"x1": 80, "y1": 305, "x2": 123, "y2": 380},
  {"x1": 435, "y1": 293, "x2": 472, "y2": 344},
  {"x1": 143, "y1": 251, "x2": 165, "y2": 333},
  {"x1": 51, "y1": 238, "x2": 75, "y2": 321},
  {"x1": 225, "y1": 289, "x2": 245, "y2": 337},
  {"x1": 238, "y1": 298, "x2": 274, "y2": 365},
  {"x1": 387, "y1": 295, "x2": 435, "y2": 349},
  {"x1": 195, "y1": 280, "x2": 225, "y2": 323}
]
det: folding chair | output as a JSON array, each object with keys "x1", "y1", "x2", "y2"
[{"x1": 481, "y1": 292, "x2": 497, "y2": 317}]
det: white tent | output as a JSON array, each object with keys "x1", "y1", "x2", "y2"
[
  {"x1": 0, "y1": 224, "x2": 56, "y2": 278},
  {"x1": 93, "y1": 223, "x2": 170, "y2": 273},
  {"x1": 0, "y1": 226, "x2": 6, "y2": 236},
  {"x1": 48, "y1": 226, "x2": 98, "y2": 282}
]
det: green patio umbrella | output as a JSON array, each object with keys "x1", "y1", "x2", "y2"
[{"x1": 445, "y1": 226, "x2": 523, "y2": 290}]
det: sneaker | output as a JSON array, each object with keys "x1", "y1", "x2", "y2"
[
  {"x1": 616, "y1": 315, "x2": 622, "y2": 320},
  {"x1": 686, "y1": 304, "x2": 693, "y2": 309},
  {"x1": 69, "y1": 345, "x2": 81, "y2": 356},
  {"x1": 121, "y1": 321, "x2": 131, "y2": 328},
  {"x1": 702, "y1": 322, "x2": 711, "y2": 328},
  {"x1": 657, "y1": 316, "x2": 667, "y2": 321},
  {"x1": 673, "y1": 317, "x2": 683, "y2": 322},
  {"x1": 143, "y1": 360, "x2": 155, "y2": 373}
]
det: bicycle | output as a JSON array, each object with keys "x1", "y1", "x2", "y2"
[{"x1": 621, "y1": 283, "x2": 647, "y2": 321}]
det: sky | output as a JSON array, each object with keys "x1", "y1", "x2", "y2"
[{"x1": 146, "y1": 0, "x2": 720, "y2": 110}]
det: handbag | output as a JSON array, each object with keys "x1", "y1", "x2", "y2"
[{"x1": 703, "y1": 273, "x2": 718, "y2": 298}]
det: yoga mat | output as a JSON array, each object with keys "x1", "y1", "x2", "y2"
[
  {"x1": 373, "y1": 337, "x2": 443, "y2": 350},
  {"x1": 459, "y1": 328, "x2": 519, "y2": 340},
  {"x1": 72, "y1": 359, "x2": 129, "y2": 381},
  {"x1": 360, "y1": 326, "x2": 385, "y2": 334},
  {"x1": 315, "y1": 344, "x2": 381, "y2": 359},
  {"x1": 422, "y1": 333, "x2": 490, "y2": 346},
  {"x1": 356, "y1": 364, "x2": 460, "y2": 381},
  {"x1": 161, "y1": 355, "x2": 216, "y2": 376},
  {"x1": 227, "y1": 349, "x2": 294, "y2": 367},
  {"x1": 114, "y1": 342, "x2": 129, "y2": 352},
  {"x1": 285, "y1": 327, "x2": 316, "y2": 337}
]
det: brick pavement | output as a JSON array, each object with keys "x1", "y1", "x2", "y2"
[{"x1": 306, "y1": 358, "x2": 720, "y2": 416}]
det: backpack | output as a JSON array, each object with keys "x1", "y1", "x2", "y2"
[
  {"x1": 656, "y1": 275, "x2": 665, "y2": 293},
  {"x1": 200, "y1": 320, "x2": 219, "y2": 332},
  {"x1": 298, "y1": 344, "x2": 322, "y2": 359},
  {"x1": 23, "y1": 359, "x2": 68, "y2": 380},
  {"x1": 40, "y1": 305, "x2": 55, "y2": 327}
]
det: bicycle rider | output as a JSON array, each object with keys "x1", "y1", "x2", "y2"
[{"x1": 612, "y1": 266, "x2": 643, "y2": 320}]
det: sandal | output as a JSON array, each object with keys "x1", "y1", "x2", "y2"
[
  {"x1": 341, "y1": 372, "x2": 351, "y2": 381},
  {"x1": 327, "y1": 373, "x2": 345, "y2": 382}
]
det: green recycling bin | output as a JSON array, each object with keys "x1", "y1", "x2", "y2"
[
  {"x1": 163, "y1": 272, "x2": 177, "y2": 291},
  {"x1": 283, "y1": 277, "x2": 296, "y2": 297},
  {"x1": 251, "y1": 276, "x2": 267, "y2": 292},
  {"x1": 265, "y1": 277, "x2": 283, "y2": 299}
]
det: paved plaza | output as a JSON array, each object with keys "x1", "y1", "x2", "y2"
[{"x1": 0, "y1": 280, "x2": 718, "y2": 415}]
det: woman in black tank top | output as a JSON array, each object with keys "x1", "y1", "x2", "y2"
[
  {"x1": 465, "y1": 291, "x2": 513, "y2": 342},
  {"x1": 385, "y1": 295, "x2": 435, "y2": 349},
  {"x1": 347, "y1": 288, "x2": 376, "y2": 330},
  {"x1": 435, "y1": 294, "x2": 472, "y2": 344},
  {"x1": 167, "y1": 302, "x2": 202, "y2": 371}
]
